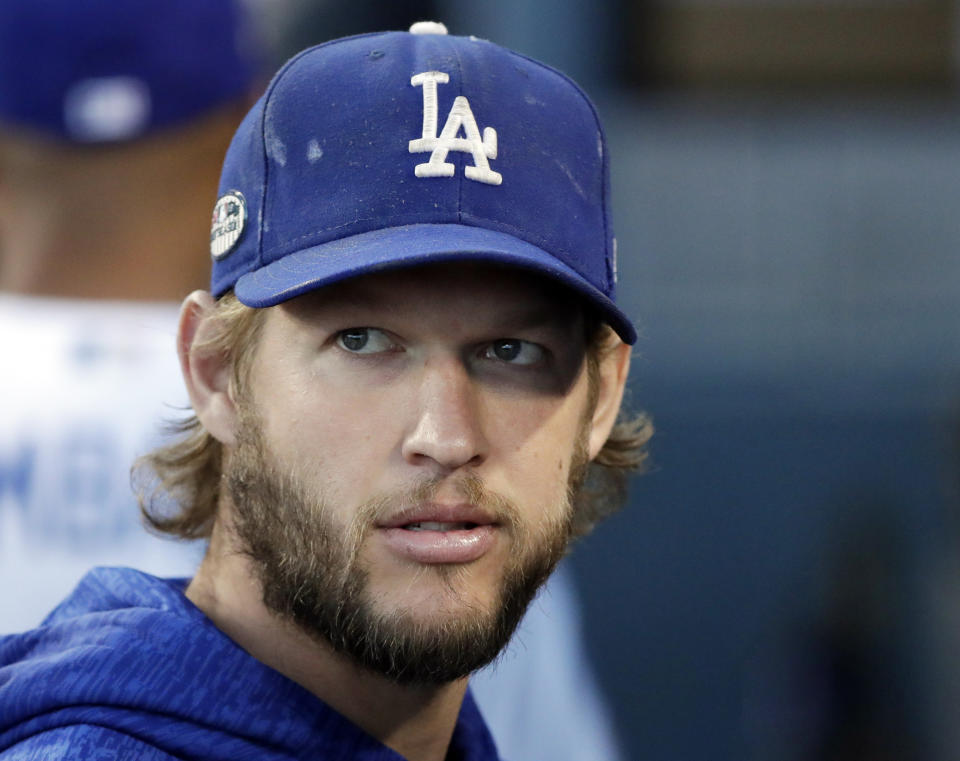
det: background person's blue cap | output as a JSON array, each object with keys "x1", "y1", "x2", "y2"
[
  {"x1": 210, "y1": 21, "x2": 636, "y2": 344},
  {"x1": 0, "y1": 0, "x2": 259, "y2": 143}
]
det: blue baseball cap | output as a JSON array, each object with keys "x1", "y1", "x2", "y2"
[
  {"x1": 210, "y1": 21, "x2": 636, "y2": 344},
  {"x1": 0, "y1": 0, "x2": 258, "y2": 142}
]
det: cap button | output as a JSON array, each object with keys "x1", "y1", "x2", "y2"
[{"x1": 409, "y1": 21, "x2": 448, "y2": 35}]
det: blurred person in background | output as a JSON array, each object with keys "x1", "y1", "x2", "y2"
[{"x1": 0, "y1": 0, "x2": 262, "y2": 631}]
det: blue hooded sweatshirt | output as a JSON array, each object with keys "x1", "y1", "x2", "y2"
[{"x1": 0, "y1": 567, "x2": 501, "y2": 761}]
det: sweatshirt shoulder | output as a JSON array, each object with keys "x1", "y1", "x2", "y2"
[
  {"x1": 0, "y1": 570, "x2": 331, "y2": 761},
  {"x1": 0, "y1": 725, "x2": 179, "y2": 760}
]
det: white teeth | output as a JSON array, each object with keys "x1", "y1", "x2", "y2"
[{"x1": 404, "y1": 521, "x2": 469, "y2": 531}]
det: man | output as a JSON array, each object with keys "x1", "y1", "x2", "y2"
[
  {"x1": 0, "y1": 21, "x2": 650, "y2": 761},
  {"x1": 0, "y1": 0, "x2": 260, "y2": 629}
]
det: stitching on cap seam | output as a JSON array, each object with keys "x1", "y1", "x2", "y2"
[{"x1": 449, "y1": 36, "x2": 466, "y2": 222}]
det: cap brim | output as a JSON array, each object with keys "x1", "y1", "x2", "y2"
[{"x1": 234, "y1": 223, "x2": 637, "y2": 345}]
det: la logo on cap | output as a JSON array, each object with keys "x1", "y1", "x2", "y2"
[
  {"x1": 406, "y1": 22, "x2": 501, "y2": 186},
  {"x1": 408, "y1": 71, "x2": 501, "y2": 186}
]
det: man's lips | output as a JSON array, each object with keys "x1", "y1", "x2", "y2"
[
  {"x1": 376, "y1": 504, "x2": 499, "y2": 564},
  {"x1": 376, "y1": 504, "x2": 498, "y2": 530}
]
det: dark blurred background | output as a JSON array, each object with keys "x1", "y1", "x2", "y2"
[{"x1": 253, "y1": 2, "x2": 960, "y2": 758}]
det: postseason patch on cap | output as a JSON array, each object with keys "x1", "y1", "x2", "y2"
[{"x1": 210, "y1": 191, "x2": 246, "y2": 260}]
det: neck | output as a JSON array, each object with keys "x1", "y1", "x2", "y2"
[
  {"x1": 185, "y1": 522, "x2": 468, "y2": 761},
  {"x1": 0, "y1": 103, "x2": 245, "y2": 301}
]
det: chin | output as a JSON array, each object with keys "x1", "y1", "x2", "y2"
[{"x1": 369, "y1": 573, "x2": 502, "y2": 624}]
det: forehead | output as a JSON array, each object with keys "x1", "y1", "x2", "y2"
[{"x1": 278, "y1": 262, "x2": 586, "y2": 331}]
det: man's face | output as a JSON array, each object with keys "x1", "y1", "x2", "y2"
[{"x1": 225, "y1": 263, "x2": 596, "y2": 684}]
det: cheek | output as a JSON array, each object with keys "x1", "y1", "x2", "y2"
[
  {"x1": 489, "y1": 392, "x2": 588, "y2": 505},
  {"x1": 257, "y1": 381, "x2": 402, "y2": 495}
]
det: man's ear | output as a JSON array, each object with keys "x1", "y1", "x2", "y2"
[
  {"x1": 178, "y1": 290, "x2": 240, "y2": 446},
  {"x1": 587, "y1": 340, "x2": 632, "y2": 460}
]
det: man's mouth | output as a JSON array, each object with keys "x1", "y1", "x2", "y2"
[
  {"x1": 378, "y1": 505, "x2": 499, "y2": 563},
  {"x1": 402, "y1": 521, "x2": 481, "y2": 531}
]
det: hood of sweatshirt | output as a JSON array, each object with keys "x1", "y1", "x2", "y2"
[{"x1": 0, "y1": 567, "x2": 500, "y2": 761}]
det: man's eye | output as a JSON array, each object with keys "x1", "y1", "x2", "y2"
[
  {"x1": 337, "y1": 328, "x2": 395, "y2": 354},
  {"x1": 484, "y1": 339, "x2": 545, "y2": 366}
]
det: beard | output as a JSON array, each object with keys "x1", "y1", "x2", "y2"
[{"x1": 225, "y1": 410, "x2": 588, "y2": 686}]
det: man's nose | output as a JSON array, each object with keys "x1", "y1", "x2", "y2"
[{"x1": 400, "y1": 354, "x2": 488, "y2": 472}]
